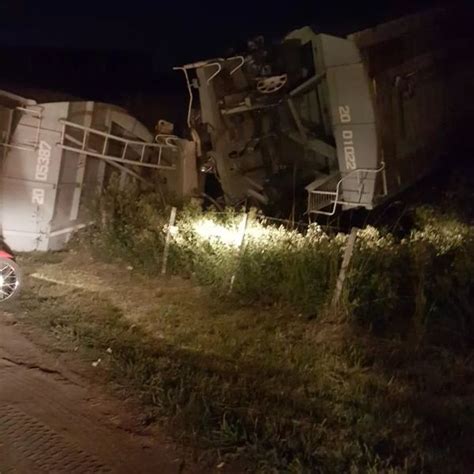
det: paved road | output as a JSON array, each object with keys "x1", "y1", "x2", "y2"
[{"x1": 0, "y1": 312, "x2": 184, "y2": 474}]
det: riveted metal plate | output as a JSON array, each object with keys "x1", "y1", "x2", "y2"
[{"x1": 0, "y1": 404, "x2": 111, "y2": 473}]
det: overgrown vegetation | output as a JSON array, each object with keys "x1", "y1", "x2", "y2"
[
  {"x1": 346, "y1": 210, "x2": 474, "y2": 348},
  {"x1": 13, "y1": 181, "x2": 474, "y2": 472},
  {"x1": 87, "y1": 180, "x2": 474, "y2": 342}
]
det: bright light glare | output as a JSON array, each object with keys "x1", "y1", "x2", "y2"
[
  {"x1": 168, "y1": 225, "x2": 179, "y2": 236},
  {"x1": 193, "y1": 219, "x2": 242, "y2": 245},
  {"x1": 192, "y1": 217, "x2": 268, "y2": 246}
]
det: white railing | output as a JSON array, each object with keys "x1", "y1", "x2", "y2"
[
  {"x1": 308, "y1": 189, "x2": 339, "y2": 215},
  {"x1": 0, "y1": 106, "x2": 43, "y2": 152},
  {"x1": 154, "y1": 134, "x2": 180, "y2": 147},
  {"x1": 308, "y1": 164, "x2": 386, "y2": 216},
  {"x1": 173, "y1": 56, "x2": 246, "y2": 128},
  {"x1": 58, "y1": 120, "x2": 178, "y2": 170}
]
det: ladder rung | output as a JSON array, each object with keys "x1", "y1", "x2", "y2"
[
  {"x1": 58, "y1": 144, "x2": 175, "y2": 170},
  {"x1": 59, "y1": 119, "x2": 178, "y2": 171}
]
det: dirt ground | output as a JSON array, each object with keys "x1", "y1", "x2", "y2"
[
  {"x1": 5, "y1": 251, "x2": 473, "y2": 472},
  {"x1": 0, "y1": 311, "x2": 196, "y2": 473}
]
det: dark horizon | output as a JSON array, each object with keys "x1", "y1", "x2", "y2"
[
  {"x1": 1, "y1": 0, "x2": 450, "y2": 61},
  {"x1": 0, "y1": 0, "x2": 468, "y2": 127}
]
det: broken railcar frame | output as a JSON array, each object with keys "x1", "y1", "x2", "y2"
[{"x1": 174, "y1": 7, "x2": 472, "y2": 217}]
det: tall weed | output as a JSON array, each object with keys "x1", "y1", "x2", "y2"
[{"x1": 88, "y1": 185, "x2": 474, "y2": 344}]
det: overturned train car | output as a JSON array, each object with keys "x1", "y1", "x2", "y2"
[
  {"x1": 0, "y1": 91, "x2": 185, "y2": 251},
  {"x1": 175, "y1": 8, "x2": 474, "y2": 217},
  {"x1": 1, "y1": 8, "x2": 472, "y2": 252}
]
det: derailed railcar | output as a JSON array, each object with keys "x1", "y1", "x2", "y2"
[
  {"x1": 0, "y1": 91, "x2": 180, "y2": 252},
  {"x1": 350, "y1": 7, "x2": 474, "y2": 206},
  {"x1": 175, "y1": 7, "x2": 474, "y2": 217}
]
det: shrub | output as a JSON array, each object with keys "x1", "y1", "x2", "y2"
[
  {"x1": 346, "y1": 227, "x2": 410, "y2": 333},
  {"x1": 87, "y1": 184, "x2": 474, "y2": 344},
  {"x1": 406, "y1": 209, "x2": 474, "y2": 347}
]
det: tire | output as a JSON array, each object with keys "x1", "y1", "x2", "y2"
[{"x1": 0, "y1": 257, "x2": 22, "y2": 302}]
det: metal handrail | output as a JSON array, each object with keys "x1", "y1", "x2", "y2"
[
  {"x1": 173, "y1": 56, "x2": 246, "y2": 128},
  {"x1": 58, "y1": 120, "x2": 177, "y2": 170},
  {"x1": 59, "y1": 120, "x2": 177, "y2": 149},
  {"x1": 309, "y1": 163, "x2": 385, "y2": 216},
  {"x1": 173, "y1": 66, "x2": 194, "y2": 129},
  {"x1": 0, "y1": 106, "x2": 44, "y2": 152},
  {"x1": 15, "y1": 106, "x2": 43, "y2": 117},
  {"x1": 206, "y1": 62, "x2": 222, "y2": 84},
  {"x1": 227, "y1": 56, "x2": 246, "y2": 75},
  {"x1": 174, "y1": 58, "x2": 225, "y2": 70},
  {"x1": 155, "y1": 134, "x2": 180, "y2": 147}
]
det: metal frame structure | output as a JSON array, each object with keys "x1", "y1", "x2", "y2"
[
  {"x1": 307, "y1": 164, "x2": 387, "y2": 216},
  {"x1": 1, "y1": 97, "x2": 181, "y2": 252},
  {"x1": 1, "y1": 106, "x2": 44, "y2": 152},
  {"x1": 173, "y1": 56, "x2": 246, "y2": 128},
  {"x1": 171, "y1": 8, "x2": 470, "y2": 218},
  {"x1": 58, "y1": 120, "x2": 178, "y2": 171}
]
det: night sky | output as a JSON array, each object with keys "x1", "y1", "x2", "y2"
[
  {"x1": 1, "y1": 0, "x2": 446, "y2": 56},
  {"x1": 0, "y1": 0, "x2": 462, "y2": 125}
]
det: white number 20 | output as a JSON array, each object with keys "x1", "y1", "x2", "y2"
[
  {"x1": 32, "y1": 188, "x2": 45, "y2": 205},
  {"x1": 338, "y1": 105, "x2": 351, "y2": 123}
]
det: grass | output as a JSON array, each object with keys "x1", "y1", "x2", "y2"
[
  {"x1": 9, "y1": 252, "x2": 474, "y2": 473},
  {"x1": 85, "y1": 183, "x2": 474, "y2": 342},
  {"x1": 8, "y1": 181, "x2": 474, "y2": 471}
]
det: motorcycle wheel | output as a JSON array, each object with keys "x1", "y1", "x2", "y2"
[{"x1": 0, "y1": 257, "x2": 22, "y2": 302}]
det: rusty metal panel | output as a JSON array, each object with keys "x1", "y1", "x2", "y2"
[{"x1": 351, "y1": 7, "x2": 474, "y2": 200}]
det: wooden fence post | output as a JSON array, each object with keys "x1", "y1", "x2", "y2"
[
  {"x1": 332, "y1": 226, "x2": 359, "y2": 309},
  {"x1": 161, "y1": 207, "x2": 177, "y2": 275},
  {"x1": 228, "y1": 212, "x2": 249, "y2": 294}
]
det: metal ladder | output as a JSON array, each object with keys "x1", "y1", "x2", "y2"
[{"x1": 58, "y1": 120, "x2": 179, "y2": 170}]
